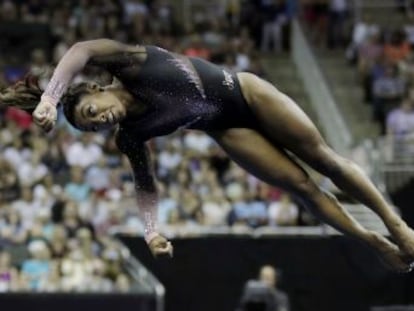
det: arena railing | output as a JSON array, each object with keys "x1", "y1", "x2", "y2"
[
  {"x1": 115, "y1": 238, "x2": 165, "y2": 311},
  {"x1": 374, "y1": 135, "x2": 414, "y2": 194},
  {"x1": 110, "y1": 223, "x2": 355, "y2": 239},
  {"x1": 291, "y1": 19, "x2": 353, "y2": 155}
]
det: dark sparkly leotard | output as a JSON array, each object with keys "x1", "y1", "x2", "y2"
[{"x1": 93, "y1": 45, "x2": 257, "y2": 142}]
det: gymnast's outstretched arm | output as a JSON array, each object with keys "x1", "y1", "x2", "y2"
[
  {"x1": 117, "y1": 135, "x2": 173, "y2": 258},
  {"x1": 33, "y1": 39, "x2": 144, "y2": 131}
]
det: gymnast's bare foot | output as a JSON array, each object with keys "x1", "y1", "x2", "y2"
[{"x1": 368, "y1": 231, "x2": 414, "y2": 273}]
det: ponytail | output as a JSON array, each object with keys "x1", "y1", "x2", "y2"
[{"x1": 0, "y1": 75, "x2": 43, "y2": 114}]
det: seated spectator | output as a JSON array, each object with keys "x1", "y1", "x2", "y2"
[
  {"x1": 61, "y1": 201, "x2": 86, "y2": 238},
  {"x1": 346, "y1": 13, "x2": 380, "y2": 63},
  {"x1": 247, "y1": 192, "x2": 268, "y2": 228},
  {"x1": 157, "y1": 141, "x2": 182, "y2": 180},
  {"x1": 0, "y1": 208, "x2": 27, "y2": 245},
  {"x1": 17, "y1": 152, "x2": 49, "y2": 187},
  {"x1": 268, "y1": 193, "x2": 299, "y2": 226},
  {"x1": 384, "y1": 30, "x2": 411, "y2": 65},
  {"x1": 158, "y1": 186, "x2": 180, "y2": 224},
  {"x1": 372, "y1": 64, "x2": 406, "y2": 134},
  {"x1": 358, "y1": 34, "x2": 383, "y2": 102},
  {"x1": 201, "y1": 190, "x2": 231, "y2": 226},
  {"x1": 3, "y1": 137, "x2": 32, "y2": 170},
  {"x1": 0, "y1": 157, "x2": 19, "y2": 202},
  {"x1": 12, "y1": 186, "x2": 45, "y2": 230},
  {"x1": 260, "y1": 0, "x2": 287, "y2": 53},
  {"x1": 386, "y1": 97, "x2": 414, "y2": 156},
  {"x1": 29, "y1": 49, "x2": 53, "y2": 90},
  {"x1": 183, "y1": 35, "x2": 212, "y2": 60},
  {"x1": 328, "y1": 0, "x2": 348, "y2": 49},
  {"x1": 21, "y1": 240, "x2": 51, "y2": 291},
  {"x1": 85, "y1": 157, "x2": 111, "y2": 194},
  {"x1": 49, "y1": 225, "x2": 68, "y2": 259},
  {"x1": 21, "y1": 0, "x2": 49, "y2": 23},
  {"x1": 4, "y1": 107, "x2": 32, "y2": 130},
  {"x1": 64, "y1": 166, "x2": 91, "y2": 203},
  {"x1": 0, "y1": 251, "x2": 19, "y2": 292},
  {"x1": 65, "y1": 134, "x2": 103, "y2": 169},
  {"x1": 38, "y1": 261, "x2": 62, "y2": 292},
  {"x1": 114, "y1": 273, "x2": 131, "y2": 293}
]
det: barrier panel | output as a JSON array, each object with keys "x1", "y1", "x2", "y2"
[{"x1": 120, "y1": 235, "x2": 414, "y2": 311}]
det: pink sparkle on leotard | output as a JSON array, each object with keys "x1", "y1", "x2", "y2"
[{"x1": 168, "y1": 56, "x2": 206, "y2": 99}]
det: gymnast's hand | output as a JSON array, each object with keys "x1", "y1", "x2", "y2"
[
  {"x1": 33, "y1": 99, "x2": 58, "y2": 132},
  {"x1": 148, "y1": 235, "x2": 174, "y2": 259}
]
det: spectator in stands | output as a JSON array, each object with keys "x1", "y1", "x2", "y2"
[
  {"x1": 65, "y1": 133, "x2": 103, "y2": 169},
  {"x1": 0, "y1": 251, "x2": 18, "y2": 292},
  {"x1": 0, "y1": 208, "x2": 27, "y2": 245},
  {"x1": 201, "y1": 190, "x2": 231, "y2": 226},
  {"x1": 386, "y1": 96, "x2": 414, "y2": 156},
  {"x1": 41, "y1": 143, "x2": 68, "y2": 179},
  {"x1": 12, "y1": 186, "x2": 44, "y2": 231},
  {"x1": 49, "y1": 225, "x2": 68, "y2": 259},
  {"x1": 29, "y1": 49, "x2": 53, "y2": 90},
  {"x1": 328, "y1": 0, "x2": 348, "y2": 49},
  {"x1": 358, "y1": 34, "x2": 383, "y2": 102},
  {"x1": 4, "y1": 107, "x2": 32, "y2": 130},
  {"x1": 184, "y1": 34, "x2": 212, "y2": 60},
  {"x1": 21, "y1": 240, "x2": 51, "y2": 290},
  {"x1": 114, "y1": 273, "x2": 131, "y2": 293},
  {"x1": 247, "y1": 191, "x2": 269, "y2": 228},
  {"x1": 61, "y1": 201, "x2": 86, "y2": 238},
  {"x1": 157, "y1": 141, "x2": 182, "y2": 180},
  {"x1": 0, "y1": 157, "x2": 19, "y2": 203},
  {"x1": 3, "y1": 137, "x2": 32, "y2": 170},
  {"x1": 85, "y1": 157, "x2": 111, "y2": 194},
  {"x1": 373, "y1": 64, "x2": 406, "y2": 134},
  {"x1": 260, "y1": 0, "x2": 288, "y2": 53},
  {"x1": 64, "y1": 167, "x2": 90, "y2": 203},
  {"x1": 346, "y1": 13, "x2": 380, "y2": 63},
  {"x1": 158, "y1": 185, "x2": 180, "y2": 225},
  {"x1": 304, "y1": 0, "x2": 329, "y2": 47},
  {"x1": 38, "y1": 261, "x2": 62, "y2": 292},
  {"x1": 268, "y1": 193, "x2": 299, "y2": 226},
  {"x1": 0, "y1": 0, "x2": 18, "y2": 22},
  {"x1": 384, "y1": 30, "x2": 411, "y2": 65},
  {"x1": 54, "y1": 31, "x2": 77, "y2": 64},
  {"x1": 17, "y1": 152, "x2": 49, "y2": 187},
  {"x1": 21, "y1": 0, "x2": 49, "y2": 24}
]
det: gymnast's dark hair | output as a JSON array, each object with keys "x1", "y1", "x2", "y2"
[{"x1": 0, "y1": 75, "x2": 89, "y2": 129}]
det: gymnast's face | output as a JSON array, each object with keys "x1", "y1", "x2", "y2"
[{"x1": 74, "y1": 83, "x2": 127, "y2": 131}]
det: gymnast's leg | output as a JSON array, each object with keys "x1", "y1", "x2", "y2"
[
  {"x1": 238, "y1": 72, "x2": 414, "y2": 258},
  {"x1": 209, "y1": 128, "x2": 412, "y2": 272}
]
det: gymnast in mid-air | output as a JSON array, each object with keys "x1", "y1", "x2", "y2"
[{"x1": 1, "y1": 39, "x2": 414, "y2": 272}]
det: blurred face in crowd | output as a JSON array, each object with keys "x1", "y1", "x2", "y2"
[
  {"x1": 259, "y1": 265, "x2": 278, "y2": 288},
  {"x1": 0, "y1": 252, "x2": 11, "y2": 268}
]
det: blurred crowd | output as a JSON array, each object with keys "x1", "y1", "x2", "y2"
[
  {"x1": 302, "y1": 0, "x2": 414, "y2": 158},
  {"x1": 0, "y1": 0, "x2": 316, "y2": 293}
]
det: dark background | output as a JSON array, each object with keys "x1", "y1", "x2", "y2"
[{"x1": 120, "y1": 235, "x2": 414, "y2": 311}]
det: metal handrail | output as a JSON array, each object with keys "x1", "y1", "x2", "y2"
[
  {"x1": 114, "y1": 238, "x2": 165, "y2": 311},
  {"x1": 292, "y1": 19, "x2": 353, "y2": 154}
]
